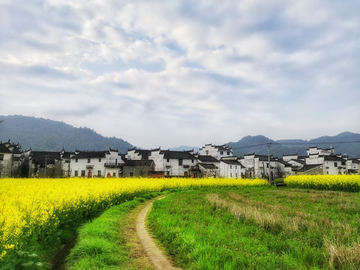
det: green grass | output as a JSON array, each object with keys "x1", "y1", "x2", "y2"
[
  {"x1": 66, "y1": 192, "x2": 163, "y2": 270},
  {"x1": 147, "y1": 186, "x2": 360, "y2": 269}
]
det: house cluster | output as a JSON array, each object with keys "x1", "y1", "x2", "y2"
[{"x1": 0, "y1": 140, "x2": 359, "y2": 178}]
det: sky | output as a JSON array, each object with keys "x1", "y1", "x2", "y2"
[{"x1": 1, "y1": 0, "x2": 360, "y2": 149}]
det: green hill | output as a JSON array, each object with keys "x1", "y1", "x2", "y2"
[{"x1": 0, "y1": 115, "x2": 133, "y2": 153}]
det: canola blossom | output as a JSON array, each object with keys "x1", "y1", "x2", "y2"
[
  {"x1": 0, "y1": 177, "x2": 267, "y2": 260},
  {"x1": 284, "y1": 175, "x2": 360, "y2": 192}
]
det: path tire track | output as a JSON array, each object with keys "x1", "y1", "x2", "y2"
[{"x1": 136, "y1": 197, "x2": 181, "y2": 270}]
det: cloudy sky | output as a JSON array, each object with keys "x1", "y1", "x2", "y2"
[{"x1": 1, "y1": 0, "x2": 360, "y2": 148}]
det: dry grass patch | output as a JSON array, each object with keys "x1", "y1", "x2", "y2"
[
  {"x1": 207, "y1": 191, "x2": 360, "y2": 269},
  {"x1": 325, "y1": 238, "x2": 360, "y2": 269}
]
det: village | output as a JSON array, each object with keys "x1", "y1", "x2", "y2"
[{"x1": 1, "y1": 140, "x2": 359, "y2": 179}]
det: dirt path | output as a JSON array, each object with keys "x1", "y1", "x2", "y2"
[{"x1": 136, "y1": 196, "x2": 181, "y2": 270}]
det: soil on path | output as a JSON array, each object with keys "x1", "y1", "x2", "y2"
[{"x1": 135, "y1": 196, "x2": 181, "y2": 270}]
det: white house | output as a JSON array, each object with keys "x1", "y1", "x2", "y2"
[
  {"x1": 199, "y1": 144, "x2": 233, "y2": 159},
  {"x1": 306, "y1": 146, "x2": 334, "y2": 156},
  {"x1": 286, "y1": 159, "x2": 305, "y2": 173},
  {"x1": 196, "y1": 155, "x2": 220, "y2": 177},
  {"x1": 346, "y1": 159, "x2": 359, "y2": 174},
  {"x1": 70, "y1": 148, "x2": 124, "y2": 177},
  {"x1": 149, "y1": 149, "x2": 197, "y2": 177},
  {"x1": 323, "y1": 156, "x2": 347, "y2": 175},
  {"x1": 219, "y1": 157, "x2": 245, "y2": 178},
  {"x1": 239, "y1": 154, "x2": 279, "y2": 179},
  {"x1": 0, "y1": 142, "x2": 13, "y2": 178},
  {"x1": 282, "y1": 154, "x2": 299, "y2": 162}
]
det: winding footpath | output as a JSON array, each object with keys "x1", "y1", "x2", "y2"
[{"x1": 136, "y1": 196, "x2": 180, "y2": 270}]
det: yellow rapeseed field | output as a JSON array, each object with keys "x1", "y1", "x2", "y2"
[
  {"x1": 284, "y1": 175, "x2": 360, "y2": 192},
  {"x1": 0, "y1": 177, "x2": 267, "y2": 260}
]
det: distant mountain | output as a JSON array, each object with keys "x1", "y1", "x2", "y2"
[
  {"x1": 227, "y1": 132, "x2": 360, "y2": 158},
  {"x1": 170, "y1": 145, "x2": 200, "y2": 153},
  {"x1": 0, "y1": 115, "x2": 133, "y2": 153}
]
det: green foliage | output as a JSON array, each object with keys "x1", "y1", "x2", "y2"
[
  {"x1": 0, "y1": 115, "x2": 133, "y2": 152},
  {"x1": 1, "y1": 251, "x2": 46, "y2": 270}
]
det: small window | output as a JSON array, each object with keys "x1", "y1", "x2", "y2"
[
  {"x1": 341, "y1": 162, "x2": 346, "y2": 166},
  {"x1": 192, "y1": 159, "x2": 194, "y2": 163},
  {"x1": 98, "y1": 170, "x2": 101, "y2": 177},
  {"x1": 205, "y1": 150, "x2": 209, "y2": 155},
  {"x1": 235, "y1": 166, "x2": 237, "y2": 169},
  {"x1": 220, "y1": 151, "x2": 223, "y2": 155},
  {"x1": 87, "y1": 159, "x2": 91, "y2": 163},
  {"x1": 0, "y1": 154, "x2": 4, "y2": 160},
  {"x1": 130, "y1": 172, "x2": 133, "y2": 177},
  {"x1": 75, "y1": 171, "x2": 78, "y2": 176},
  {"x1": 227, "y1": 151, "x2": 230, "y2": 155},
  {"x1": 334, "y1": 162, "x2": 337, "y2": 167},
  {"x1": 75, "y1": 158, "x2": 78, "y2": 163},
  {"x1": 81, "y1": 170, "x2": 85, "y2": 176},
  {"x1": 99, "y1": 158, "x2": 101, "y2": 162},
  {"x1": 230, "y1": 165, "x2": 232, "y2": 169},
  {"x1": 179, "y1": 159, "x2": 183, "y2": 166},
  {"x1": 167, "y1": 158, "x2": 170, "y2": 162}
]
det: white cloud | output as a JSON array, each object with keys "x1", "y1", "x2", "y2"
[{"x1": 1, "y1": 0, "x2": 360, "y2": 149}]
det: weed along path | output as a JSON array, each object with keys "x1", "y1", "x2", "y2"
[{"x1": 136, "y1": 196, "x2": 181, "y2": 270}]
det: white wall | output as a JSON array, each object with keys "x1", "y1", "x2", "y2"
[
  {"x1": 0, "y1": 153, "x2": 12, "y2": 178},
  {"x1": 219, "y1": 161, "x2": 243, "y2": 178}
]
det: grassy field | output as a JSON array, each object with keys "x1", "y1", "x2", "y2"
[{"x1": 148, "y1": 186, "x2": 360, "y2": 269}]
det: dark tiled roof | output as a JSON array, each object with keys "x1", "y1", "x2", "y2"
[
  {"x1": 135, "y1": 150, "x2": 152, "y2": 160},
  {"x1": 290, "y1": 159, "x2": 305, "y2": 165},
  {"x1": 217, "y1": 145, "x2": 232, "y2": 151},
  {"x1": 73, "y1": 151, "x2": 107, "y2": 159},
  {"x1": 62, "y1": 152, "x2": 75, "y2": 159},
  {"x1": 198, "y1": 155, "x2": 220, "y2": 163},
  {"x1": 221, "y1": 159, "x2": 242, "y2": 166},
  {"x1": 324, "y1": 156, "x2": 346, "y2": 162},
  {"x1": 127, "y1": 149, "x2": 152, "y2": 160},
  {"x1": 11, "y1": 145, "x2": 23, "y2": 154},
  {"x1": 297, "y1": 164, "x2": 322, "y2": 173},
  {"x1": 161, "y1": 150, "x2": 195, "y2": 160},
  {"x1": 258, "y1": 156, "x2": 277, "y2": 162},
  {"x1": 350, "y1": 159, "x2": 360, "y2": 164},
  {"x1": 31, "y1": 151, "x2": 61, "y2": 165},
  {"x1": 278, "y1": 160, "x2": 292, "y2": 167},
  {"x1": 124, "y1": 160, "x2": 154, "y2": 167},
  {"x1": 199, "y1": 163, "x2": 218, "y2": 169},
  {"x1": 0, "y1": 144, "x2": 12, "y2": 154}
]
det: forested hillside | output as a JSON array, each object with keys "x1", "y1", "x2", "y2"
[
  {"x1": 0, "y1": 115, "x2": 133, "y2": 152},
  {"x1": 1, "y1": 115, "x2": 359, "y2": 157},
  {"x1": 228, "y1": 132, "x2": 360, "y2": 158}
]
